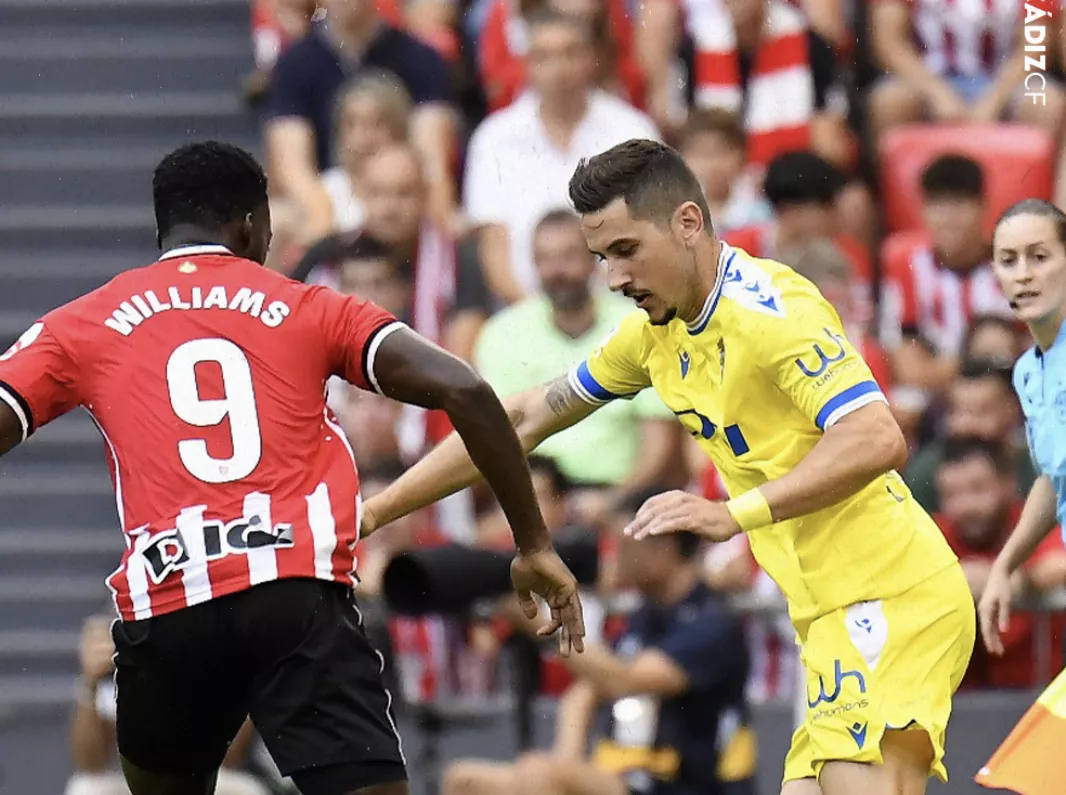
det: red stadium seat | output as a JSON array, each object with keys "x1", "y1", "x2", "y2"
[{"x1": 879, "y1": 124, "x2": 1055, "y2": 235}]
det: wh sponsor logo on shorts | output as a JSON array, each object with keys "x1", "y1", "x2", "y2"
[
  {"x1": 143, "y1": 515, "x2": 294, "y2": 583},
  {"x1": 807, "y1": 659, "x2": 866, "y2": 708}
]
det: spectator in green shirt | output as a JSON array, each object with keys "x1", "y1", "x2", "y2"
[{"x1": 474, "y1": 209, "x2": 680, "y2": 497}]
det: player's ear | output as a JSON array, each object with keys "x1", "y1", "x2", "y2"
[{"x1": 674, "y1": 202, "x2": 704, "y2": 247}]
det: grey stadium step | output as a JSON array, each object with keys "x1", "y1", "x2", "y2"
[
  {"x1": 0, "y1": 205, "x2": 156, "y2": 252},
  {"x1": 0, "y1": 255, "x2": 136, "y2": 312},
  {"x1": 0, "y1": 92, "x2": 259, "y2": 152},
  {"x1": 5, "y1": 420, "x2": 110, "y2": 468},
  {"x1": 0, "y1": 36, "x2": 250, "y2": 95},
  {"x1": 0, "y1": 630, "x2": 83, "y2": 678},
  {"x1": 0, "y1": 675, "x2": 80, "y2": 712},
  {"x1": 0, "y1": 0, "x2": 252, "y2": 33}
]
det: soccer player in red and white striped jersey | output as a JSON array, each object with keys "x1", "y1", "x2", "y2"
[{"x1": 0, "y1": 142, "x2": 584, "y2": 795}]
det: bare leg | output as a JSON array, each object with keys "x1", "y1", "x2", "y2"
[
  {"x1": 512, "y1": 753, "x2": 628, "y2": 795},
  {"x1": 818, "y1": 729, "x2": 934, "y2": 795},
  {"x1": 866, "y1": 79, "x2": 926, "y2": 144}
]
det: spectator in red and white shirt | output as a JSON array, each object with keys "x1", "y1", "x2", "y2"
[
  {"x1": 637, "y1": 0, "x2": 852, "y2": 171},
  {"x1": 478, "y1": 0, "x2": 645, "y2": 112},
  {"x1": 867, "y1": 0, "x2": 1065, "y2": 147},
  {"x1": 934, "y1": 437, "x2": 1066, "y2": 689},
  {"x1": 880, "y1": 154, "x2": 1013, "y2": 402}
]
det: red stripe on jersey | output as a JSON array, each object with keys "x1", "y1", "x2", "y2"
[{"x1": 751, "y1": 31, "x2": 808, "y2": 75}]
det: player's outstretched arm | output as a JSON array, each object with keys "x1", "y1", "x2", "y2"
[
  {"x1": 368, "y1": 329, "x2": 596, "y2": 653},
  {"x1": 364, "y1": 350, "x2": 598, "y2": 534}
]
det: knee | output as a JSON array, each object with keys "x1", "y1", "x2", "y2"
[{"x1": 868, "y1": 80, "x2": 925, "y2": 129}]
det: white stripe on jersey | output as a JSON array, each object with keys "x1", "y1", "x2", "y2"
[
  {"x1": 307, "y1": 482, "x2": 338, "y2": 581},
  {"x1": 178, "y1": 505, "x2": 212, "y2": 606},
  {"x1": 244, "y1": 491, "x2": 278, "y2": 586},
  {"x1": 126, "y1": 529, "x2": 154, "y2": 620}
]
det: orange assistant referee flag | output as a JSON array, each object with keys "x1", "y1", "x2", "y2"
[{"x1": 976, "y1": 667, "x2": 1066, "y2": 795}]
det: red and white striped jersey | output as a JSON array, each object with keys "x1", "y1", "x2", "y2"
[
  {"x1": 880, "y1": 243, "x2": 1012, "y2": 355},
  {"x1": 0, "y1": 245, "x2": 399, "y2": 621},
  {"x1": 883, "y1": 0, "x2": 1021, "y2": 80}
]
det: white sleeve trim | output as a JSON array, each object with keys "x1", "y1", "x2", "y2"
[
  {"x1": 0, "y1": 384, "x2": 28, "y2": 442},
  {"x1": 823, "y1": 392, "x2": 888, "y2": 429},
  {"x1": 566, "y1": 367, "x2": 606, "y2": 406},
  {"x1": 364, "y1": 321, "x2": 408, "y2": 396}
]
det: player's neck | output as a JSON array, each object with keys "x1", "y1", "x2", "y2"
[
  {"x1": 1031, "y1": 310, "x2": 1066, "y2": 352},
  {"x1": 159, "y1": 229, "x2": 232, "y2": 255},
  {"x1": 678, "y1": 238, "x2": 723, "y2": 324},
  {"x1": 644, "y1": 565, "x2": 698, "y2": 606}
]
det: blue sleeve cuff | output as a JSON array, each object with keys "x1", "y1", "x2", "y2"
[
  {"x1": 568, "y1": 361, "x2": 626, "y2": 405},
  {"x1": 815, "y1": 380, "x2": 886, "y2": 429}
]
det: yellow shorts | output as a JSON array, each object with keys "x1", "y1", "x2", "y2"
[{"x1": 782, "y1": 563, "x2": 975, "y2": 784}]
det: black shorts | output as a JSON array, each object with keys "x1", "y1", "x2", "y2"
[{"x1": 112, "y1": 578, "x2": 406, "y2": 793}]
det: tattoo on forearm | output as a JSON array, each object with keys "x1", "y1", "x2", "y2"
[{"x1": 545, "y1": 376, "x2": 580, "y2": 417}]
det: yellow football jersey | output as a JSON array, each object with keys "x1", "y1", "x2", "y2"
[{"x1": 568, "y1": 244, "x2": 957, "y2": 633}]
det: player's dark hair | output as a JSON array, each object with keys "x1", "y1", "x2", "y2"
[
  {"x1": 528, "y1": 455, "x2": 573, "y2": 496},
  {"x1": 763, "y1": 151, "x2": 844, "y2": 209},
  {"x1": 613, "y1": 487, "x2": 703, "y2": 560},
  {"x1": 941, "y1": 436, "x2": 1011, "y2": 475},
  {"x1": 153, "y1": 141, "x2": 268, "y2": 240},
  {"x1": 920, "y1": 154, "x2": 984, "y2": 201},
  {"x1": 569, "y1": 139, "x2": 713, "y2": 231},
  {"x1": 994, "y1": 198, "x2": 1066, "y2": 246},
  {"x1": 678, "y1": 107, "x2": 746, "y2": 153}
]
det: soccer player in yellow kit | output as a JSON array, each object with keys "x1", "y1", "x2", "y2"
[{"x1": 362, "y1": 140, "x2": 975, "y2": 795}]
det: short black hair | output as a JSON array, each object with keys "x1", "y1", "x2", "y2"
[
  {"x1": 941, "y1": 436, "x2": 1011, "y2": 475},
  {"x1": 528, "y1": 455, "x2": 573, "y2": 496},
  {"x1": 962, "y1": 314, "x2": 1019, "y2": 363},
  {"x1": 763, "y1": 151, "x2": 845, "y2": 208},
  {"x1": 613, "y1": 487, "x2": 703, "y2": 560},
  {"x1": 152, "y1": 141, "x2": 268, "y2": 240},
  {"x1": 525, "y1": 6, "x2": 591, "y2": 40},
  {"x1": 957, "y1": 357, "x2": 1014, "y2": 393},
  {"x1": 569, "y1": 139, "x2": 713, "y2": 230},
  {"x1": 920, "y1": 154, "x2": 984, "y2": 201},
  {"x1": 338, "y1": 232, "x2": 396, "y2": 265},
  {"x1": 995, "y1": 198, "x2": 1066, "y2": 246}
]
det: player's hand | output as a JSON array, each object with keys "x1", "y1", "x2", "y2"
[
  {"x1": 79, "y1": 616, "x2": 116, "y2": 684},
  {"x1": 625, "y1": 490, "x2": 741, "y2": 542},
  {"x1": 510, "y1": 549, "x2": 586, "y2": 657},
  {"x1": 978, "y1": 562, "x2": 1014, "y2": 657}
]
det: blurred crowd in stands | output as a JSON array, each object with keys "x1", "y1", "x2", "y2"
[{"x1": 65, "y1": 0, "x2": 1066, "y2": 791}]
